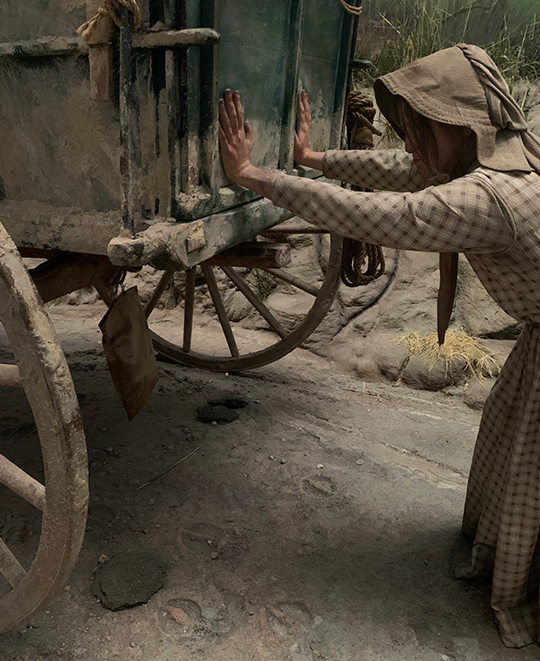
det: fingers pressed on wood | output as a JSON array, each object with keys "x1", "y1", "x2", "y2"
[
  {"x1": 233, "y1": 91, "x2": 244, "y2": 130},
  {"x1": 219, "y1": 99, "x2": 233, "y2": 139},
  {"x1": 224, "y1": 89, "x2": 240, "y2": 132}
]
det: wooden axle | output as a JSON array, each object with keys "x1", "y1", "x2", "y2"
[
  {"x1": 28, "y1": 253, "x2": 122, "y2": 304},
  {"x1": 206, "y1": 242, "x2": 291, "y2": 269}
]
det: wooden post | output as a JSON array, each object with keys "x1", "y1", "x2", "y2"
[{"x1": 86, "y1": 0, "x2": 114, "y2": 102}]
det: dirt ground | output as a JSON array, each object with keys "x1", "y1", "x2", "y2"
[{"x1": 0, "y1": 302, "x2": 538, "y2": 661}]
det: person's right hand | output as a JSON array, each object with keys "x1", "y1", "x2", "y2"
[{"x1": 294, "y1": 90, "x2": 312, "y2": 164}]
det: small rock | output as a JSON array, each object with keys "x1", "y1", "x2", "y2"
[
  {"x1": 211, "y1": 421, "x2": 217, "y2": 426},
  {"x1": 207, "y1": 540, "x2": 213, "y2": 546},
  {"x1": 106, "y1": 446, "x2": 113, "y2": 453},
  {"x1": 169, "y1": 607, "x2": 191, "y2": 627},
  {"x1": 280, "y1": 458, "x2": 286, "y2": 464},
  {"x1": 98, "y1": 554, "x2": 109, "y2": 564},
  {"x1": 101, "y1": 427, "x2": 108, "y2": 433},
  {"x1": 210, "y1": 552, "x2": 219, "y2": 560},
  {"x1": 296, "y1": 549, "x2": 304, "y2": 557},
  {"x1": 208, "y1": 397, "x2": 249, "y2": 409},
  {"x1": 92, "y1": 552, "x2": 166, "y2": 612},
  {"x1": 268, "y1": 455, "x2": 275, "y2": 460},
  {"x1": 355, "y1": 459, "x2": 364, "y2": 466},
  {"x1": 316, "y1": 464, "x2": 324, "y2": 470},
  {"x1": 248, "y1": 609, "x2": 255, "y2": 616}
]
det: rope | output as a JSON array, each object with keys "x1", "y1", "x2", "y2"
[
  {"x1": 340, "y1": 92, "x2": 386, "y2": 288},
  {"x1": 339, "y1": 0, "x2": 363, "y2": 15},
  {"x1": 77, "y1": 0, "x2": 141, "y2": 42}
]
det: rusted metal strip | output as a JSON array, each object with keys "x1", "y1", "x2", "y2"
[
  {"x1": 0, "y1": 538, "x2": 26, "y2": 589},
  {"x1": 0, "y1": 364, "x2": 22, "y2": 388},
  {"x1": 0, "y1": 454, "x2": 45, "y2": 511}
]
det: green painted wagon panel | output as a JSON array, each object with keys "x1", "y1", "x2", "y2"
[{"x1": 0, "y1": 0, "x2": 358, "y2": 256}]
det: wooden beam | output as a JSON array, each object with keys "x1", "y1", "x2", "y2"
[
  {"x1": 206, "y1": 242, "x2": 291, "y2": 268},
  {"x1": 133, "y1": 28, "x2": 219, "y2": 49},
  {"x1": 29, "y1": 254, "x2": 120, "y2": 304},
  {"x1": 85, "y1": 0, "x2": 115, "y2": 101}
]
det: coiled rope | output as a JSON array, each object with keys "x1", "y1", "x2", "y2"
[
  {"x1": 77, "y1": 0, "x2": 141, "y2": 42},
  {"x1": 338, "y1": 0, "x2": 363, "y2": 15},
  {"x1": 340, "y1": 92, "x2": 386, "y2": 288}
]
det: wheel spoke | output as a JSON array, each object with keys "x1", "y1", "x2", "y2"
[
  {"x1": 0, "y1": 537, "x2": 26, "y2": 588},
  {"x1": 183, "y1": 268, "x2": 196, "y2": 352},
  {"x1": 263, "y1": 268, "x2": 320, "y2": 297},
  {"x1": 145, "y1": 269, "x2": 175, "y2": 318},
  {"x1": 0, "y1": 364, "x2": 22, "y2": 388},
  {"x1": 0, "y1": 454, "x2": 45, "y2": 511},
  {"x1": 221, "y1": 266, "x2": 287, "y2": 339},
  {"x1": 200, "y1": 263, "x2": 239, "y2": 358}
]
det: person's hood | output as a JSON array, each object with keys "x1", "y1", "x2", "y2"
[
  {"x1": 373, "y1": 43, "x2": 540, "y2": 174},
  {"x1": 372, "y1": 45, "x2": 540, "y2": 344}
]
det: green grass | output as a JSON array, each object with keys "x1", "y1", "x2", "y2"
[{"x1": 356, "y1": 0, "x2": 540, "y2": 94}]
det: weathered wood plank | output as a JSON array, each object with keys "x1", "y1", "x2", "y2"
[{"x1": 0, "y1": 201, "x2": 125, "y2": 255}]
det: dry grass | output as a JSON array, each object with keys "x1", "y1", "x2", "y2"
[{"x1": 398, "y1": 328, "x2": 500, "y2": 379}]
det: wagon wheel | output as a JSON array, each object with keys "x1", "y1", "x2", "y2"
[
  {"x1": 0, "y1": 222, "x2": 88, "y2": 632},
  {"x1": 148, "y1": 225, "x2": 343, "y2": 371}
]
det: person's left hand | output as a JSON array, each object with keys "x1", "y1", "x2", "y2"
[{"x1": 219, "y1": 89, "x2": 253, "y2": 182}]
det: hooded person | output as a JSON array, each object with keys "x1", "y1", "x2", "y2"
[{"x1": 218, "y1": 44, "x2": 540, "y2": 648}]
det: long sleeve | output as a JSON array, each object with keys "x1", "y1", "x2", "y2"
[
  {"x1": 272, "y1": 170, "x2": 515, "y2": 253},
  {"x1": 323, "y1": 149, "x2": 425, "y2": 192}
]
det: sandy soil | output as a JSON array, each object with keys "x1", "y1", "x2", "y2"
[{"x1": 0, "y1": 302, "x2": 537, "y2": 661}]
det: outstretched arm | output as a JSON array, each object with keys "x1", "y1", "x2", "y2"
[{"x1": 218, "y1": 89, "x2": 274, "y2": 199}]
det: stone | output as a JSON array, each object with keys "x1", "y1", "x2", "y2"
[
  {"x1": 463, "y1": 378, "x2": 495, "y2": 411},
  {"x1": 169, "y1": 607, "x2": 191, "y2": 627},
  {"x1": 401, "y1": 354, "x2": 470, "y2": 391},
  {"x1": 92, "y1": 552, "x2": 167, "y2": 611},
  {"x1": 208, "y1": 397, "x2": 249, "y2": 409}
]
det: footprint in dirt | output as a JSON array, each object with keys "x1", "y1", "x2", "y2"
[
  {"x1": 181, "y1": 522, "x2": 249, "y2": 569},
  {"x1": 265, "y1": 600, "x2": 314, "y2": 638},
  {"x1": 302, "y1": 475, "x2": 337, "y2": 497},
  {"x1": 159, "y1": 597, "x2": 204, "y2": 635}
]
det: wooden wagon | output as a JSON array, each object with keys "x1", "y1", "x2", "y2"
[{"x1": 0, "y1": 0, "x2": 362, "y2": 632}]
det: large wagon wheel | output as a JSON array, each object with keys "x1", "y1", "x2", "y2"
[
  {"x1": 0, "y1": 222, "x2": 88, "y2": 632},
  {"x1": 148, "y1": 225, "x2": 343, "y2": 371}
]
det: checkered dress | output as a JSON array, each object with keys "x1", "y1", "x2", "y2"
[{"x1": 272, "y1": 148, "x2": 540, "y2": 647}]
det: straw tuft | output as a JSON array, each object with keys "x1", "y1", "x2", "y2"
[{"x1": 398, "y1": 328, "x2": 500, "y2": 380}]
